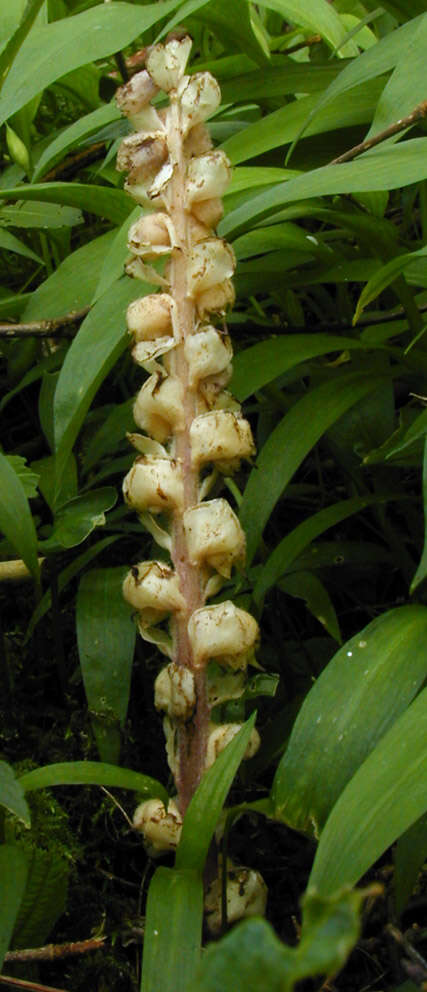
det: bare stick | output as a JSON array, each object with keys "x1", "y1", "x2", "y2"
[
  {"x1": 0, "y1": 308, "x2": 89, "y2": 339},
  {"x1": 0, "y1": 977, "x2": 68, "y2": 992},
  {"x1": 4, "y1": 939, "x2": 106, "y2": 964},
  {"x1": 330, "y1": 100, "x2": 427, "y2": 165}
]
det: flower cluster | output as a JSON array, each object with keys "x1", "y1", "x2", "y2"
[{"x1": 117, "y1": 36, "x2": 265, "y2": 919}]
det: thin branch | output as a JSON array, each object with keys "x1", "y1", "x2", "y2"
[
  {"x1": 4, "y1": 939, "x2": 106, "y2": 963},
  {"x1": 0, "y1": 977, "x2": 68, "y2": 992},
  {"x1": 0, "y1": 308, "x2": 90, "y2": 338},
  {"x1": 330, "y1": 100, "x2": 427, "y2": 165},
  {"x1": 40, "y1": 143, "x2": 106, "y2": 183}
]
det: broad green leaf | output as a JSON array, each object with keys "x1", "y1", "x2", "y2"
[
  {"x1": 0, "y1": 227, "x2": 42, "y2": 262},
  {"x1": 0, "y1": 352, "x2": 63, "y2": 415},
  {"x1": 233, "y1": 223, "x2": 332, "y2": 261},
  {"x1": 288, "y1": 14, "x2": 421, "y2": 151},
  {"x1": 18, "y1": 761, "x2": 168, "y2": 805},
  {"x1": 309, "y1": 686, "x2": 427, "y2": 895},
  {"x1": 76, "y1": 568, "x2": 136, "y2": 764},
  {"x1": 219, "y1": 59, "x2": 343, "y2": 104},
  {"x1": 0, "y1": 0, "x2": 189, "y2": 125},
  {"x1": 367, "y1": 13, "x2": 427, "y2": 137},
  {"x1": 232, "y1": 334, "x2": 366, "y2": 402},
  {"x1": 0, "y1": 761, "x2": 30, "y2": 826},
  {"x1": 0, "y1": 451, "x2": 40, "y2": 583},
  {"x1": 10, "y1": 847, "x2": 69, "y2": 951},
  {"x1": 354, "y1": 245, "x2": 427, "y2": 323},
  {"x1": 81, "y1": 398, "x2": 134, "y2": 472},
  {"x1": 39, "y1": 487, "x2": 116, "y2": 552},
  {"x1": 0, "y1": 0, "x2": 46, "y2": 93},
  {"x1": 176, "y1": 714, "x2": 256, "y2": 871},
  {"x1": 272, "y1": 606, "x2": 427, "y2": 837},
  {"x1": 6, "y1": 455, "x2": 39, "y2": 499},
  {"x1": 0, "y1": 846, "x2": 28, "y2": 970},
  {"x1": 411, "y1": 438, "x2": 427, "y2": 592},
  {"x1": 53, "y1": 277, "x2": 147, "y2": 499},
  {"x1": 26, "y1": 535, "x2": 119, "y2": 640},
  {"x1": 141, "y1": 868, "x2": 203, "y2": 992},
  {"x1": 254, "y1": 496, "x2": 387, "y2": 607},
  {"x1": 221, "y1": 78, "x2": 384, "y2": 165},
  {"x1": 0, "y1": 200, "x2": 82, "y2": 227},
  {"x1": 220, "y1": 138, "x2": 427, "y2": 238},
  {"x1": 255, "y1": 0, "x2": 346, "y2": 51},
  {"x1": 394, "y1": 813, "x2": 427, "y2": 916},
  {"x1": 23, "y1": 230, "x2": 114, "y2": 322},
  {"x1": 0, "y1": 182, "x2": 131, "y2": 225},
  {"x1": 92, "y1": 208, "x2": 140, "y2": 303},
  {"x1": 241, "y1": 373, "x2": 387, "y2": 565},
  {"x1": 279, "y1": 571, "x2": 341, "y2": 643},
  {"x1": 191, "y1": 888, "x2": 366, "y2": 992},
  {"x1": 226, "y1": 166, "x2": 299, "y2": 196},
  {"x1": 190, "y1": 0, "x2": 270, "y2": 66},
  {"x1": 32, "y1": 453, "x2": 77, "y2": 512},
  {"x1": 32, "y1": 102, "x2": 121, "y2": 183}
]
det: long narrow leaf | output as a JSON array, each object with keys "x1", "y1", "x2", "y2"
[
  {"x1": 0, "y1": 846, "x2": 28, "y2": 971},
  {"x1": 0, "y1": 451, "x2": 40, "y2": 583},
  {"x1": 141, "y1": 868, "x2": 203, "y2": 992},
  {"x1": 18, "y1": 761, "x2": 168, "y2": 805}
]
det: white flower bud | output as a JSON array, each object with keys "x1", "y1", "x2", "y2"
[
  {"x1": 116, "y1": 134, "x2": 167, "y2": 179},
  {"x1": 183, "y1": 499, "x2": 245, "y2": 578},
  {"x1": 146, "y1": 36, "x2": 192, "y2": 92},
  {"x1": 154, "y1": 663, "x2": 196, "y2": 720},
  {"x1": 184, "y1": 326, "x2": 232, "y2": 388},
  {"x1": 184, "y1": 123, "x2": 212, "y2": 158},
  {"x1": 178, "y1": 72, "x2": 221, "y2": 131},
  {"x1": 133, "y1": 798, "x2": 182, "y2": 856},
  {"x1": 186, "y1": 151, "x2": 231, "y2": 206},
  {"x1": 205, "y1": 723, "x2": 261, "y2": 769},
  {"x1": 187, "y1": 239, "x2": 235, "y2": 298},
  {"x1": 190, "y1": 411, "x2": 255, "y2": 469},
  {"x1": 122, "y1": 561, "x2": 185, "y2": 619},
  {"x1": 132, "y1": 336, "x2": 175, "y2": 371},
  {"x1": 127, "y1": 293, "x2": 174, "y2": 342},
  {"x1": 205, "y1": 866, "x2": 267, "y2": 934},
  {"x1": 191, "y1": 197, "x2": 224, "y2": 229},
  {"x1": 127, "y1": 213, "x2": 174, "y2": 258},
  {"x1": 188, "y1": 601, "x2": 259, "y2": 669},
  {"x1": 196, "y1": 278, "x2": 235, "y2": 317},
  {"x1": 115, "y1": 70, "x2": 159, "y2": 122},
  {"x1": 133, "y1": 373, "x2": 184, "y2": 442},
  {"x1": 123, "y1": 456, "x2": 183, "y2": 514}
]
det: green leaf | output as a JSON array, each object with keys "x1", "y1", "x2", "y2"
[
  {"x1": 354, "y1": 245, "x2": 427, "y2": 323},
  {"x1": 53, "y1": 277, "x2": 147, "y2": 499},
  {"x1": 0, "y1": 200, "x2": 82, "y2": 228},
  {"x1": 254, "y1": 496, "x2": 384, "y2": 607},
  {"x1": 0, "y1": 0, "x2": 46, "y2": 93},
  {"x1": 309, "y1": 685, "x2": 427, "y2": 895},
  {"x1": 25, "y1": 535, "x2": 119, "y2": 640},
  {"x1": 219, "y1": 59, "x2": 342, "y2": 104},
  {"x1": 279, "y1": 571, "x2": 341, "y2": 643},
  {"x1": 0, "y1": 761, "x2": 30, "y2": 826},
  {"x1": 18, "y1": 761, "x2": 168, "y2": 805},
  {"x1": 255, "y1": 0, "x2": 346, "y2": 51},
  {"x1": 81, "y1": 398, "x2": 134, "y2": 473},
  {"x1": 231, "y1": 334, "x2": 366, "y2": 402},
  {"x1": 0, "y1": 0, "x2": 189, "y2": 125},
  {"x1": 141, "y1": 868, "x2": 203, "y2": 992},
  {"x1": 0, "y1": 182, "x2": 132, "y2": 225},
  {"x1": 221, "y1": 77, "x2": 384, "y2": 165},
  {"x1": 11, "y1": 846, "x2": 69, "y2": 950},
  {"x1": 272, "y1": 606, "x2": 427, "y2": 837},
  {"x1": 6, "y1": 455, "x2": 39, "y2": 499},
  {"x1": 220, "y1": 139, "x2": 427, "y2": 239},
  {"x1": 32, "y1": 102, "x2": 121, "y2": 183},
  {"x1": 394, "y1": 813, "x2": 427, "y2": 916},
  {"x1": 191, "y1": 0, "x2": 270, "y2": 66},
  {"x1": 0, "y1": 846, "x2": 28, "y2": 970},
  {"x1": 0, "y1": 227, "x2": 42, "y2": 262},
  {"x1": 411, "y1": 438, "x2": 427, "y2": 591},
  {"x1": 240, "y1": 373, "x2": 387, "y2": 565},
  {"x1": 39, "y1": 487, "x2": 117, "y2": 552},
  {"x1": 0, "y1": 451, "x2": 40, "y2": 583},
  {"x1": 176, "y1": 714, "x2": 256, "y2": 872},
  {"x1": 366, "y1": 12, "x2": 427, "y2": 137},
  {"x1": 92, "y1": 208, "x2": 140, "y2": 303},
  {"x1": 22, "y1": 230, "x2": 114, "y2": 322},
  {"x1": 76, "y1": 568, "x2": 136, "y2": 765},
  {"x1": 191, "y1": 887, "x2": 366, "y2": 992}
]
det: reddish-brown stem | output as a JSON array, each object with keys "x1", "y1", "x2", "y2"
[{"x1": 167, "y1": 91, "x2": 209, "y2": 812}]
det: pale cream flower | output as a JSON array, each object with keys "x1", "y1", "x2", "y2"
[
  {"x1": 191, "y1": 197, "x2": 224, "y2": 229},
  {"x1": 146, "y1": 36, "x2": 192, "y2": 92},
  {"x1": 188, "y1": 601, "x2": 259, "y2": 669},
  {"x1": 154, "y1": 663, "x2": 196, "y2": 720},
  {"x1": 190, "y1": 410, "x2": 255, "y2": 469},
  {"x1": 178, "y1": 72, "x2": 221, "y2": 132},
  {"x1": 122, "y1": 561, "x2": 185, "y2": 617},
  {"x1": 196, "y1": 278, "x2": 235, "y2": 317},
  {"x1": 187, "y1": 239, "x2": 235, "y2": 298},
  {"x1": 127, "y1": 213, "x2": 175, "y2": 258},
  {"x1": 184, "y1": 326, "x2": 232, "y2": 388},
  {"x1": 123, "y1": 456, "x2": 183, "y2": 514},
  {"x1": 133, "y1": 373, "x2": 184, "y2": 442},
  {"x1": 205, "y1": 866, "x2": 267, "y2": 934},
  {"x1": 133, "y1": 798, "x2": 182, "y2": 856},
  {"x1": 186, "y1": 151, "x2": 231, "y2": 205},
  {"x1": 205, "y1": 723, "x2": 261, "y2": 769},
  {"x1": 115, "y1": 70, "x2": 159, "y2": 123},
  {"x1": 183, "y1": 499, "x2": 245, "y2": 577},
  {"x1": 127, "y1": 293, "x2": 174, "y2": 341}
]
